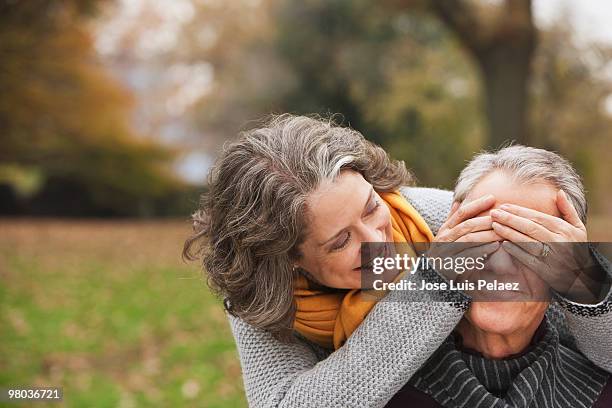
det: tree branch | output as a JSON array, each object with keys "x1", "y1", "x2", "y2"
[{"x1": 428, "y1": 0, "x2": 484, "y2": 55}]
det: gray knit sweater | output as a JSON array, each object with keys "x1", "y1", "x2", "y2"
[
  {"x1": 227, "y1": 187, "x2": 612, "y2": 408},
  {"x1": 391, "y1": 318, "x2": 610, "y2": 407}
]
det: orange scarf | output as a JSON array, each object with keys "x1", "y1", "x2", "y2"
[{"x1": 293, "y1": 190, "x2": 434, "y2": 349}]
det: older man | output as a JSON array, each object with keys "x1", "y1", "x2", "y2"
[{"x1": 387, "y1": 146, "x2": 612, "y2": 407}]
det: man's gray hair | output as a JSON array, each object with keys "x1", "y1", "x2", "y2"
[{"x1": 454, "y1": 145, "x2": 587, "y2": 223}]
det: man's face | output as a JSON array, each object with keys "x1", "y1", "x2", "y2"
[{"x1": 461, "y1": 170, "x2": 560, "y2": 336}]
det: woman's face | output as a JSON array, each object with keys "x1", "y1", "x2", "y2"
[{"x1": 295, "y1": 170, "x2": 393, "y2": 289}]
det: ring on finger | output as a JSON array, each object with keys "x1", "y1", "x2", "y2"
[{"x1": 540, "y1": 242, "x2": 552, "y2": 258}]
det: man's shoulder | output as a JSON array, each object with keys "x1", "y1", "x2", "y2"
[{"x1": 399, "y1": 187, "x2": 453, "y2": 236}]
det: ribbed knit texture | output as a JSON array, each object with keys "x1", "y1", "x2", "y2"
[
  {"x1": 408, "y1": 319, "x2": 609, "y2": 407},
  {"x1": 227, "y1": 187, "x2": 612, "y2": 407}
]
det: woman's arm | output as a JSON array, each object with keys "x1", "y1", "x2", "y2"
[
  {"x1": 551, "y1": 246, "x2": 612, "y2": 373},
  {"x1": 229, "y1": 290, "x2": 466, "y2": 408}
]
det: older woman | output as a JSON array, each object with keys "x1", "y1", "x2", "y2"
[
  {"x1": 387, "y1": 146, "x2": 612, "y2": 407},
  {"x1": 183, "y1": 115, "x2": 612, "y2": 407}
]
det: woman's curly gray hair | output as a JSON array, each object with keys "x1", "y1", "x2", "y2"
[{"x1": 183, "y1": 114, "x2": 413, "y2": 339}]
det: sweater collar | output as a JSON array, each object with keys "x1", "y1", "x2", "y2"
[{"x1": 411, "y1": 317, "x2": 608, "y2": 408}]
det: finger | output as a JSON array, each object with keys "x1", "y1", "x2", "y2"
[
  {"x1": 441, "y1": 242, "x2": 501, "y2": 279},
  {"x1": 445, "y1": 195, "x2": 495, "y2": 230},
  {"x1": 438, "y1": 201, "x2": 461, "y2": 233},
  {"x1": 447, "y1": 216, "x2": 494, "y2": 242},
  {"x1": 456, "y1": 230, "x2": 503, "y2": 243},
  {"x1": 556, "y1": 189, "x2": 585, "y2": 229},
  {"x1": 497, "y1": 203, "x2": 567, "y2": 235},
  {"x1": 504, "y1": 242, "x2": 595, "y2": 299},
  {"x1": 450, "y1": 201, "x2": 460, "y2": 215},
  {"x1": 490, "y1": 210, "x2": 557, "y2": 242},
  {"x1": 504, "y1": 239, "x2": 545, "y2": 257},
  {"x1": 501, "y1": 241, "x2": 555, "y2": 284},
  {"x1": 455, "y1": 241, "x2": 500, "y2": 260},
  {"x1": 511, "y1": 241, "x2": 545, "y2": 257},
  {"x1": 431, "y1": 236, "x2": 499, "y2": 258},
  {"x1": 491, "y1": 221, "x2": 539, "y2": 244}
]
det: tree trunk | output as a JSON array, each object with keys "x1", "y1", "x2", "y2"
[
  {"x1": 477, "y1": 44, "x2": 534, "y2": 148},
  {"x1": 426, "y1": 0, "x2": 536, "y2": 148}
]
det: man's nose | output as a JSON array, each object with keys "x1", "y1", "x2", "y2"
[{"x1": 486, "y1": 245, "x2": 518, "y2": 275}]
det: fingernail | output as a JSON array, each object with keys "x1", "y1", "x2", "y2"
[
  {"x1": 500, "y1": 204, "x2": 510, "y2": 210},
  {"x1": 492, "y1": 221, "x2": 501, "y2": 228},
  {"x1": 491, "y1": 209, "x2": 502, "y2": 217}
]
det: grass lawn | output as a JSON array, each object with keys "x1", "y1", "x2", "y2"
[{"x1": 0, "y1": 219, "x2": 246, "y2": 408}]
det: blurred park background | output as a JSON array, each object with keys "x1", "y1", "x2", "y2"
[{"x1": 1, "y1": 0, "x2": 612, "y2": 406}]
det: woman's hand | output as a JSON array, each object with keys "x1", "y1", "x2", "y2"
[
  {"x1": 490, "y1": 189, "x2": 586, "y2": 244},
  {"x1": 436, "y1": 194, "x2": 500, "y2": 244},
  {"x1": 429, "y1": 195, "x2": 501, "y2": 280},
  {"x1": 490, "y1": 190, "x2": 607, "y2": 302}
]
